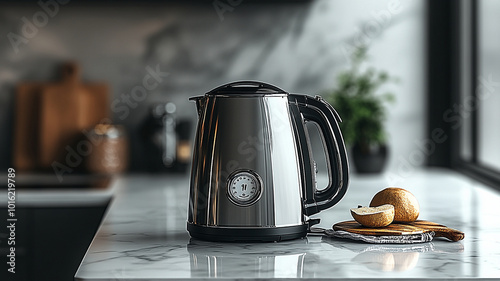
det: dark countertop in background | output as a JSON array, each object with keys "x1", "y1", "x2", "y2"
[{"x1": 0, "y1": 173, "x2": 115, "y2": 207}]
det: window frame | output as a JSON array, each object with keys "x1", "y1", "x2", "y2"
[{"x1": 427, "y1": 0, "x2": 500, "y2": 189}]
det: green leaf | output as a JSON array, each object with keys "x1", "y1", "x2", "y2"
[{"x1": 324, "y1": 45, "x2": 397, "y2": 145}]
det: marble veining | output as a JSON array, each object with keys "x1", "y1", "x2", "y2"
[{"x1": 75, "y1": 169, "x2": 500, "y2": 280}]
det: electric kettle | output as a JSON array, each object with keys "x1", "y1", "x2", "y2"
[{"x1": 188, "y1": 81, "x2": 349, "y2": 242}]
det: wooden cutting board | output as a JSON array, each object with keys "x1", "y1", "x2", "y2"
[
  {"x1": 333, "y1": 220, "x2": 464, "y2": 242},
  {"x1": 38, "y1": 63, "x2": 109, "y2": 168},
  {"x1": 13, "y1": 62, "x2": 109, "y2": 171},
  {"x1": 12, "y1": 82, "x2": 43, "y2": 171},
  {"x1": 14, "y1": 83, "x2": 44, "y2": 171}
]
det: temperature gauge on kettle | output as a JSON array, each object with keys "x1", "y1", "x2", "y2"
[{"x1": 227, "y1": 170, "x2": 262, "y2": 206}]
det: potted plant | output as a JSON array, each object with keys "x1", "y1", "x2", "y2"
[{"x1": 325, "y1": 45, "x2": 395, "y2": 173}]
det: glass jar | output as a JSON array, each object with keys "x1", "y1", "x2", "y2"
[{"x1": 85, "y1": 124, "x2": 128, "y2": 174}]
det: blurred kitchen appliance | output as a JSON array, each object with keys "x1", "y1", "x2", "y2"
[
  {"x1": 187, "y1": 81, "x2": 349, "y2": 242},
  {"x1": 141, "y1": 103, "x2": 191, "y2": 173}
]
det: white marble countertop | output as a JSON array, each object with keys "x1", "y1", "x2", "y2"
[{"x1": 75, "y1": 168, "x2": 500, "y2": 280}]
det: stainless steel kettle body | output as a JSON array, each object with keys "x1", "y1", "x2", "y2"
[{"x1": 187, "y1": 81, "x2": 348, "y2": 242}]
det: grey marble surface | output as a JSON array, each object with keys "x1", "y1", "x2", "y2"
[{"x1": 75, "y1": 168, "x2": 500, "y2": 280}]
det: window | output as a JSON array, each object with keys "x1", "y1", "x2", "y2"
[
  {"x1": 453, "y1": 0, "x2": 500, "y2": 187},
  {"x1": 476, "y1": 0, "x2": 500, "y2": 171},
  {"x1": 427, "y1": 0, "x2": 500, "y2": 189}
]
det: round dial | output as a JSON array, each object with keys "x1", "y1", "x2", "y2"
[{"x1": 227, "y1": 171, "x2": 262, "y2": 206}]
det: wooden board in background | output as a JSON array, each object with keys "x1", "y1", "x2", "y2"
[
  {"x1": 13, "y1": 63, "x2": 109, "y2": 171},
  {"x1": 38, "y1": 63, "x2": 109, "y2": 168},
  {"x1": 13, "y1": 83, "x2": 44, "y2": 171}
]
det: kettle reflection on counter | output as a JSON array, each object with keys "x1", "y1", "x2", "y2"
[{"x1": 187, "y1": 239, "x2": 320, "y2": 278}]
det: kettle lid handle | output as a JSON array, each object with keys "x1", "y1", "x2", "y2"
[{"x1": 207, "y1": 80, "x2": 287, "y2": 95}]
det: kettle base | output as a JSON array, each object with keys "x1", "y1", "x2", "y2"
[{"x1": 187, "y1": 223, "x2": 308, "y2": 242}]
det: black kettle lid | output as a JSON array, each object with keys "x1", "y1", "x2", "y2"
[{"x1": 206, "y1": 81, "x2": 288, "y2": 97}]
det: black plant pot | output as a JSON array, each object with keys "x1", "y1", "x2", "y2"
[{"x1": 352, "y1": 142, "x2": 388, "y2": 174}]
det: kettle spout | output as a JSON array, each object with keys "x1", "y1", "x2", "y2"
[{"x1": 189, "y1": 96, "x2": 205, "y2": 117}]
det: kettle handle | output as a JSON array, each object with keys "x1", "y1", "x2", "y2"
[{"x1": 291, "y1": 95, "x2": 349, "y2": 215}]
